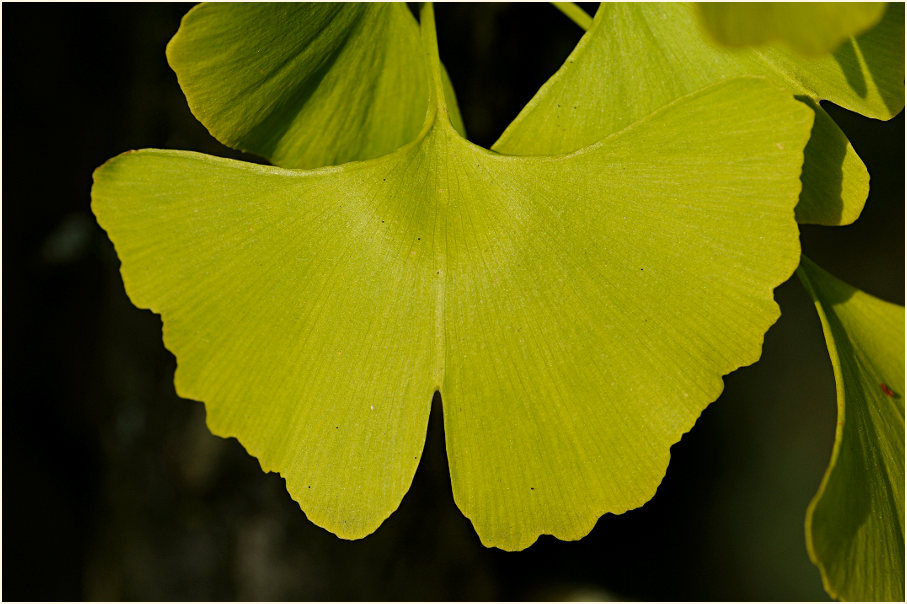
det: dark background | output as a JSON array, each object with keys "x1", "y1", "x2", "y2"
[{"x1": 3, "y1": 3, "x2": 903, "y2": 601}]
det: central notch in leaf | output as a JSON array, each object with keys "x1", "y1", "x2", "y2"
[{"x1": 92, "y1": 2, "x2": 813, "y2": 550}]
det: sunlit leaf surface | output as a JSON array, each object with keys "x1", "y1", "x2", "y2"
[
  {"x1": 93, "y1": 4, "x2": 813, "y2": 549},
  {"x1": 798, "y1": 257, "x2": 905, "y2": 602},
  {"x1": 496, "y1": 2, "x2": 905, "y2": 226}
]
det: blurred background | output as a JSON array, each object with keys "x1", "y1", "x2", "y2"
[{"x1": 3, "y1": 3, "x2": 903, "y2": 600}]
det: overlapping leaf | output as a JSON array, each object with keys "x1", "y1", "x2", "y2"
[
  {"x1": 92, "y1": 4, "x2": 815, "y2": 549},
  {"x1": 697, "y1": 2, "x2": 886, "y2": 55},
  {"x1": 494, "y1": 2, "x2": 905, "y2": 226},
  {"x1": 797, "y1": 257, "x2": 905, "y2": 602},
  {"x1": 167, "y1": 2, "x2": 465, "y2": 169}
]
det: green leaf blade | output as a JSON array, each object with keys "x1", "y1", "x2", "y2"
[
  {"x1": 92, "y1": 148, "x2": 441, "y2": 538},
  {"x1": 494, "y1": 2, "x2": 904, "y2": 226},
  {"x1": 798, "y1": 257, "x2": 905, "y2": 602},
  {"x1": 697, "y1": 2, "x2": 887, "y2": 55},
  {"x1": 166, "y1": 3, "x2": 430, "y2": 169},
  {"x1": 91, "y1": 73, "x2": 813, "y2": 548},
  {"x1": 753, "y1": 2, "x2": 905, "y2": 122},
  {"x1": 795, "y1": 97, "x2": 869, "y2": 226},
  {"x1": 444, "y1": 78, "x2": 813, "y2": 549}
]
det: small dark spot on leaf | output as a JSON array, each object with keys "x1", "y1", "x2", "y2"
[
  {"x1": 335, "y1": 426, "x2": 339, "y2": 429},
  {"x1": 530, "y1": 487, "x2": 535, "y2": 491},
  {"x1": 308, "y1": 485, "x2": 311, "y2": 489}
]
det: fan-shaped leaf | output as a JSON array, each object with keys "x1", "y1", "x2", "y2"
[
  {"x1": 167, "y1": 2, "x2": 465, "y2": 169},
  {"x1": 92, "y1": 4, "x2": 813, "y2": 549},
  {"x1": 797, "y1": 257, "x2": 905, "y2": 602},
  {"x1": 496, "y1": 2, "x2": 905, "y2": 226}
]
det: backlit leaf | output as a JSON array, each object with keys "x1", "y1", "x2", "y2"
[
  {"x1": 697, "y1": 2, "x2": 886, "y2": 55},
  {"x1": 92, "y1": 4, "x2": 815, "y2": 548},
  {"x1": 797, "y1": 257, "x2": 905, "y2": 602},
  {"x1": 93, "y1": 4, "x2": 815, "y2": 550},
  {"x1": 167, "y1": 2, "x2": 465, "y2": 169},
  {"x1": 495, "y1": 2, "x2": 905, "y2": 226}
]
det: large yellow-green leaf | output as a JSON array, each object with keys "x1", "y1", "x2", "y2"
[
  {"x1": 496, "y1": 2, "x2": 905, "y2": 226},
  {"x1": 92, "y1": 4, "x2": 813, "y2": 549},
  {"x1": 166, "y1": 3, "x2": 465, "y2": 169},
  {"x1": 697, "y1": 3, "x2": 886, "y2": 55},
  {"x1": 797, "y1": 257, "x2": 905, "y2": 601}
]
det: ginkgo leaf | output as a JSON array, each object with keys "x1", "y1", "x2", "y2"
[
  {"x1": 697, "y1": 2, "x2": 887, "y2": 55},
  {"x1": 797, "y1": 257, "x2": 905, "y2": 602},
  {"x1": 167, "y1": 2, "x2": 465, "y2": 169},
  {"x1": 92, "y1": 4, "x2": 813, "y2": 550},
  {"x1": 495, "y1": 2, "x2": 905, "y2": 226}
]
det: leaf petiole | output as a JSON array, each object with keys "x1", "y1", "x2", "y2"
[
  {"x1": 551, "y1": 2, "x2": 592, "y2": 31},
  {"x1": 419, "y1": 2, "x2": 450, "y2": 119}
]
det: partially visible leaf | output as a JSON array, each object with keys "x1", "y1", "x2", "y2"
[
  {"x1": 795, "y1": 98, "x2": 868, "y2": 226},
  {"x1": 91, "y1": 73, "x2": 813, "y2": 549},
  {"x1": 756, "y1": 3, "x2": 904, "y2": 121},
  {"x1": 697, "y1": 2, "x2": 886, "y2": 55},
  {"x1": 797, "y1": 256, "x2": 905, "y2": 602},
  {"x1": 167, "y1": 3, "x2": 465, "y2": 169},
  {"x1": 494, "y1": 3, "x2": 905, "y2": 225}
]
